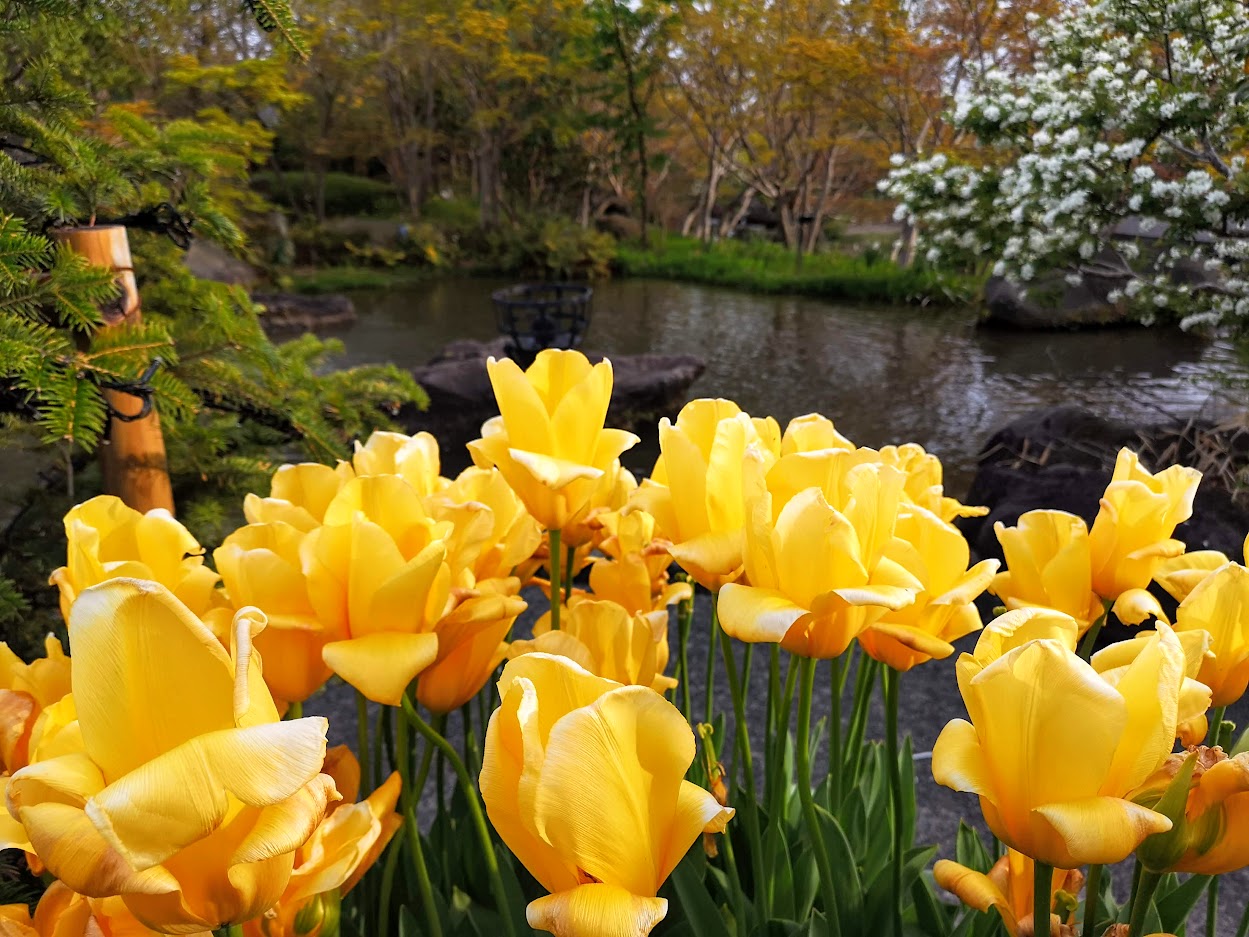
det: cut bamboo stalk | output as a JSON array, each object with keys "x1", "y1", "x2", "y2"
[{"x1": 54, "y1": 225, "x2": 175, "y2": 514}]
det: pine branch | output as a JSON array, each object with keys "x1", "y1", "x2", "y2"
[{"x1": 240, "y1": 0, "x2": 309, "y2": 60}]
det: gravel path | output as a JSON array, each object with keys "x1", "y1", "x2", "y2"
[{"x1": 306, "y1": 589, "x2": 1249, "y2": 935}]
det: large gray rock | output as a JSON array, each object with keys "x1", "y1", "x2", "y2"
[
  {"x1": 184, "y1": 241, "x2": 260, "y2": 288},
  {"x1": 400, "y1": 339, "x2": 704, "y2": 472},
  {"x1": 252, "y1": 293, "x2": 357, "y2": 333},
  {"x1": 984, "y1": 270, "x2": 1132, "y2": 329}
]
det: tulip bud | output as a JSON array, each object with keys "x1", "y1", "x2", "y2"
[
  {"x1": 1135, "y1": 752, "x2": 1198, "y2": 872},
  {"x1": 291, "y1": 890, "x2": 342, "y2": 937}
]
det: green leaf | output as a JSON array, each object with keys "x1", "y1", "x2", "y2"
[
  {"x1": 815, "y1": 805, "x2": 863, "y2": 937},
  {"x1": 910, "y1": 874, "x2": 952, "y2": 937},
  {"x1": 670, "y1": 851, "x2": 733, "y2": 937},
  {"x1": 1155, "y1": 874, "x2": 1212, "y2": 934},
  {"x1": 955, "y1": 822, "x2": 992, "y2": 875}
]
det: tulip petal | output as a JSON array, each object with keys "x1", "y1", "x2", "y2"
[
  {"x1": 717, "y1": 585, "x2": 806, "y2": 646},
  {"x1": 1033, "y1": 797, "x2": 1172, "y2": 865},
  {"x1": 322, "y1": 633, "x2": 440, "y2": 706},
  {"x1": 666, "y1": 531, "x2": 743, "y2": 589},
  {"x1": 232, "y1": 771, "x2": 339, "y2": 865},
  {"x1": 509, "y1": 450, "x2": 604, "y2": 490},
  {"x1": 931, "y1": 718, "x2": 995, "y2": 798},
  {"x1": 932, "y1": 859, "x2": 1011, "y2": 920},
  {"x1": 533, "y1": 685, "x2": 694, "y2": 896},
  {"x1": 84, "y1": 718, "x2": 331, "y2": 870},
  {"x1": 526, "y1": 884, "x2": 668, "y2": 937},
  {"x1": 1113, "y1": 589, "x2": 1169, "y2": 626},
  {"x1": 68, "y1": 579, "x2": 239, "y2": 782}
]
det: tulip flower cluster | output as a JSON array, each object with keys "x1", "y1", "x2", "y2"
[{"x1": 3, "y1": 347, "x2": 1245, "y2": 937}]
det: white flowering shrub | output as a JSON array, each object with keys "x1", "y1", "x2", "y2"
[{"x1": 882, "y1": 0, "x2": 1249, "y2": 330}]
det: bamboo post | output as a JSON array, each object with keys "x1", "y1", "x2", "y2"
[{"x1": 54, "y1": 225, "x2": 175, "y2": 514}]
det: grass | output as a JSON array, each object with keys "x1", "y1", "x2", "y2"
[
  {"x1": 287, "y1": 265, "x2": 435, "y2": 294},
  {"x1": 615, "y1": 235, "x2": 979, "y2": 307}
]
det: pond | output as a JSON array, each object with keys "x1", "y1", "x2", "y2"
[{"x1": 322, "y1": 277, "x2": 1249, "y2": 494}]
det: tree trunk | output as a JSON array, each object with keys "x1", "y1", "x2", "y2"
[
  {"x1": 478, "y1": 130, "x2": 501, "y2": 227},
  {"x1": 805, "y1": 148, "x2": 838, "y2": 254},
  {"x1": 54, "y1": 226, "x2": 174, "y2": 514},
  {"x1": 892, "y1": 219, "x2": 918, "y2": 266},
  {"x1": 699, "y1": 159, "x2": 723, "y2": 242},
  {"x1": 720, "y1": 187, "x2": 754, "y2": 240}
]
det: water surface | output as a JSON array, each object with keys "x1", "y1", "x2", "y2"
[{"x1": 326, "y1": 277, "x2": 1248, "y2": 493}]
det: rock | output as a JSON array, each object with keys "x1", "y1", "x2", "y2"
[
  {"x1": 983, "y1": 269, "x2": 1134, "y2": 329},
  {"x1": 400, "y1": 339, "x2": 705, "y2": 472},
  {"x1": 252, "y1": 293, "x2": 357, "y2": 333},
  {"x1": 184, "y1": 241, "x2": 260, "y2": 288}
]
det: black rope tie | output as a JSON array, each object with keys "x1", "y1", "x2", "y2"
[{"x1": 97, "y1": 357, "x2": 162, "y2": 423}]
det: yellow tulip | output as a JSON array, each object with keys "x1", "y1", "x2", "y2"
[
  {"x1": 0, "y1": 880, "x2": 210, "y2": 937},
  {"x1": 467, "y1": 350, "x2": 639, "y2": 531},
  {"x1": 428, "y1": 467, "x2": 543, "y2": 585},
  {"x1": 303, "y1": 475, "x2": 450, "y2": 706},
  {"x1": 560, "y1": 462, "x2": 637, "y2": 551},
  {"x1": 1087, "y1": 449, "x2": 1200, "y2": 599},
  {"x1": 415, "y1": 585, "x2": 527, "y2": 714},
  {"x1": 1170, "y1": 562, "x2": 1249, "y2": 707},
  {"x1": 244, "y1": 462, "x2": 354, "y2": 532},
  {"x1": 990, "y1": 510, "x2": 1105, "y2": 633},
  {"x1": 1154, "y1": 549, "x2": 1233, "y2": 602},
  {"x1": 242, "y1": 747, "x2": 402, "y2": 937},
  {"x1": 858, "y1": 507, "x2": 998, "y2": 671},
  {"x1": 933, "y1": 849, "x2": 1083, "y2": 937},
  {"x1": 1091, "y1": 628, "x2": 1214, "y2": 746},
  {"x1": 933, "y1": 626, "x2": 1189, "y2": 868},
  {"x1": 510, "y1": 598, "x2": 676, "y2": 693},
  {"x1": 212, "y1": 522, "x2": 336, "y2": 708},
  {"x1": 718, "y1": 478, "x2": 921, "y2": 659},
  {"x1": 629, "y1": 398, "x2": 780, "y2": 590},
  {"x1": 588, "y1": 509, "x2": 692, "y2": 616},
  {"x1": 49, "y1": 495, "x2": 221, "y2": 623},
  {"x1": 0, "y1": 635, "x2": 71, "y2": 773},
  {"x1": 6, "y1": 580, "x2": 337, "y2": 934},
  {"x1": 481, "y1": 653, "x2": 733, "y2": 937},
  {"x1": 877, "y1": 443, "x2": 988, "y2": 523},
  {"x1": 352, "y1": 429, "x2": 446, "y2": 496},
  {"x1": 780, "y1": 412, "x2": 853, "y2": 454}
]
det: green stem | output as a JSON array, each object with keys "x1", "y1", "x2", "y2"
[
  {"x1": 548, "y1": 528, "x2": 562, "y2": 631},
  {"x1": 401, "y1": 696, "x2": 518, "y2": 937},
  {"x1": 798, "y1": 656, "x2": 840, "y2": 931},
  {"x1": 564, "y1": 539, "x2": 575, "y2": 604},
  {"x1": 1081, "y1": 864, "x2": 1102, "y2": 937},
  {"x1": 1207, "y1": 875, "x2": 1219, "y2": 937},
  {"x1": 373, "y1": 705, "x2": 386, "y2": 788},
  {"x1": 765, "y1": 645, "x2": 780, "y2": 808},
  {"x1": 718, "y1": 626, "x2": 766, "y2": 921},
  {"x1": 884, "y1": 667, "x2": 904, "y2": 937},
  {"x1": 356, "y1": 692, "x2": 372, "y2": 794},
  {"x1": 406, "y1": 805, "x2": 443, "y2": 937},
  {"x1": 462, "y1": 702, "x2": 481, "y2": 776},
  {"x1": 377, "y1": 836, "x2": 404, "y2": 937},
  {"x1": 1076, "y1": 604, "x2": 1111, "y2": 662},
  {"x1": 1208, "y1": 706, "x2": 1228, "y2": 749},
  {"x1": 677, "y1": 579, "x2": 693, "y2": 721},
  {"x1": 703, "y1": 593, "x2": 718, "y2": 726},
  {"x1": 769, "y1": 652, "x2": 799, "y2": 826},
  {"x1": 702, "y1": 724, "x2": 749, "y2": 936},
  {"x1": 1127, "y1": 870, "x2": 1162, "y2": 937},
  {"x1": 286, "y1": 699, "x2": 303, "y2": 720},
  {"x1": 830, "y1": 655, "x2": 843, "y2": 811},
  {"x1": 843, "y1": 654, "x2": 879, "y2": 785},
  {"x1": 1034, "y1": 861, "x2": 1053, "y2": 937}
]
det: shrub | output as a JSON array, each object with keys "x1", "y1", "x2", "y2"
[{"x1": 252, "y1": 171, "x2": 404, "y2": 218}]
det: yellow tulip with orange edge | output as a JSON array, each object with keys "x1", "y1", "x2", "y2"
[
  {"x1": 480, "y1": 653, "x2": 732, "y2": 937},
  {"x1": 876, "y1": 443, "x2": 988, "y2": 523},
  {"x1": 352, "y1": 429, "x2": 446, "y2": 496},
  {"x1": 934, "y1": 848, "x2": 1083, "y2": 937},
  {"x1": 509, "y1": 597, "x2": 676, "y2": 692},
  {"x1": 0, "y1": 635, "x2": 70, "y2": 774},
  {"x1": 588, "y1": 509, "x2": 692, "y2": 616},
  {"x1": 427, "y1": 466, "x2": 543, "y2": 585},
  {"x1": 5, "y1": 580, "x2": 338, "y2": 934},
  {"x1": 244, "y1": 462, "x2": 354, "y2": 532},
  {"x1": 1171, "y1": 561, "x2": 1249, "y2": 707},
  {"x1": 932, "y1": 623, "x2": 1198, "y2": 869},
  {"x1": 629, "y1": 398, "x2": 780, "y2": 590},
  {"x1": 49, "y1": 495, "x2": 221, "y2": 623},
  {"x1": 0, "y1": 880, "x2": 210, "y2": 937},
  {"x1": 211, "y1": 521, "x2": 336, "y2": 709},
  {"x1": 718, "y1": 468, "x2": 921, "y2": 659},
  {"x1": 243, "y1": 747, "x2": 402, "y2": 937},
  {"x1": 859, "y1": 506, "x2": 998, "y2": 671},
  {"x1": 467, "y1": 349, "x2": 639, "y2": 532}
]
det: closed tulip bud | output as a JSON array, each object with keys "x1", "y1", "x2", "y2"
[
  {"x1": 934, "y1": 849, "x2": 1083, "y2": 937},
  {"x1": 6, "y1": 580, "x2": 338, "y2": 934},
  {"x1": 352, "y1": 430, "x2": 445, "y2": 496},
  {"x1": 213, "y1": 522, "x2": 335, "y2": 708},
  {"x1": 467, "y1": 350, "x2": 639, "y2": 532},
  {"x1": 0, "y1": 635, "x2": 70, "y2": 774},
  {"x1": 510, "y1": 597, "x2": 676, "y2": 692},
  {"x1": 481, "y1": 653, "x2": 733, "y2": 937},
  {"x1": 244, "y1": 462, "x2": 355, "y2": 531},
  {"x1": 718, "y1": 478, "x2": 921, "y2": 660},
  {"x1": 990, "y1": 510, "x2": 1105, "y2": 634},
  {"x1": 630, "y1": 398, "x2": 780, "y2": 590},
  {"x1": 49, "y1": 495, "x2": 221, "y2": 623},
  {"x1": 1171, "y1": 562, "x2": 1249, "y2": 706},
  {"x1": 305, "y1": 474, "x2": 451, "y2": 705},
  {"x1": 859, "y1": 507, "x2": 998, "y2": 671},
  {"x1": 933, "y1": 626, "x2": 1190, "y2": 868},
  {"x1": 1088, "y1": 449, "x2": 1200, "y2": 599}
]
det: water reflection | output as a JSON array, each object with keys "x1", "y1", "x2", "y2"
[{"x1": 331, "y1": 278, "x2": 1246, "y2": 493}]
